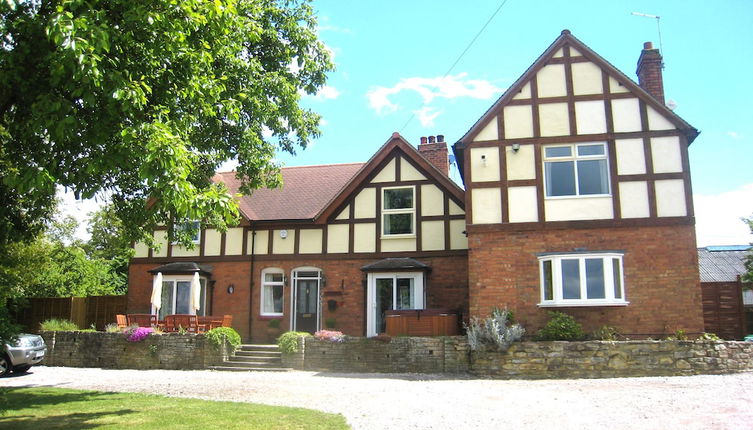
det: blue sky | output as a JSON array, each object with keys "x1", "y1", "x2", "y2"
[{"x1": 63, "y1": 0, "x2": 753, "y2": 246}]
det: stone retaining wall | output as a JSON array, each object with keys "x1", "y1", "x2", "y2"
[
  {"x1": 283, "y1": 336, "x2": 753, "y2": 379},
  {"x1": 40, "y1": 331, "x2": 227, "y2": 370},
  {"x1": 282, "y1": 336, "x2": 469, "y2": 373},
  {"x1": 471, "y1": 340, "x2": 753, "y2": 379}
]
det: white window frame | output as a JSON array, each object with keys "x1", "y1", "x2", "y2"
[
  {"x1": 543, "y1": 142, "x2": 610, "y2": 198},
  {"x1": 381, "y1": 186, "x2": 416, "y2": 237},
  {"x1": 172, "y1": 220, "x2": 201, "y2": 244},
  {"x1": 537, "y1": 252, "x2": 628, "y2": 307},
  {"x1": 260, "y1": 268, "x2": 285, "y2": 317},
  {"x1": 152, "y1": 275, "x2": 207, "y2": 318},
  {"x1": 366, "y1": 272, "x2": 425, "y2": 337}
]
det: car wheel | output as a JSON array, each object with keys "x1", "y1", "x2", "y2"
[
  {"x1": 13, "y1": 364, "x2": 32, "y2": 374},
  {"x1": 0, "y1": 354, "x2": 10, "y2": 377}
]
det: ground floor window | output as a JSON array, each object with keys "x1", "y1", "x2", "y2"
[
  {"x1": 538, "y1": 252, "x2": 627, "y2": 307},
  {"x1": 261, "y1": 268, "x2": 284, "y2": 316},
  {"x1": 157, "y1": 276, "x2": 207, "y2": 319}
]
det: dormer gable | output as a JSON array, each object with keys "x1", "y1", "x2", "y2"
[
  {"x1": 317, "y1": 132, "x2": 465, "y2": 223},
  {"x1": 453, "y1": 30, "x2": 699, "y2": 182}
]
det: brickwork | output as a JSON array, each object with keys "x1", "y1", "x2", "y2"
[
  {"x1": 418, "y1": 140, "x2": 449, "y2": 176},
  {"x1": 467, "y1": 224, "x2": 704, "y2": 338},
  {"x1": 282, "y1": 336, "x2": 753, "y2": 379},
  {"x1": 249, "y1": 254, "x2": 468, "y2": 343},
  {"x1": 40, "y1": 331, "x2": 227, "y2": 370},
  {"x1": 636, "y1": 42, "x2": 665, "y2": 104},
  {"x1": 128, "y1": 255, "x2": 467, "y2": 343}
]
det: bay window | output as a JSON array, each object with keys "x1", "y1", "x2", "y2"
[
  {"x1": 157, "y1": 276, "x2": 207, "y2": 319},
  {"x1": 538, "y1": 252, "x2": 627, "y2": 306}
]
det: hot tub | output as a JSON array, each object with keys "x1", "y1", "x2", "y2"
[{"x1": 384, "y1": 309, "x2": 459, "y2": 336}]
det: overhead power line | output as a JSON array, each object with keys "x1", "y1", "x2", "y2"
[{"x1": 399, "y1": 0, "x2": 510, "y2": 132}]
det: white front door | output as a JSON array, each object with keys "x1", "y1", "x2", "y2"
[{"x1": 366, "y1": 272, "x2": 424, "y2": 337}]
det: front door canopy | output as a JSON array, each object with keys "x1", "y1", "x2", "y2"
[
  {"x1": 148, "y1": 262, "x2": 213, "y2": 277},
  {"x1": 361, "y1": 258, "x2": 431, "y2": 273}
]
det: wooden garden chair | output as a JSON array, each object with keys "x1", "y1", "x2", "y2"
[
  {"x1": 127, "y1": 314, "x2": 157, "y2": 328},
  {"x1": 221, "y1": 314, "x2": 233, "y2": 328},
  {"x1": 169, "y1": 314, "x2": 198, "y2": 333},
  {"x1": 115, "y1": 314, "x2": 128, "y2": 329}
]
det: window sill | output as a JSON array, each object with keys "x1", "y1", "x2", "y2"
[
  {"x1": 259, "y1": 314, "x2": 283, "y2": 319},
  {"x1": 537, "y1": 301, "x2": 629, "y2": 308},
  {"x1": 381, "y1": 234, "x2": 416, "y2": 240},
  {"x1": 544, "y1": 194, "x2": 612, "y2": 200}
]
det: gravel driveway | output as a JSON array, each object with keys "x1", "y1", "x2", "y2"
[{"x1": 3, "y1": 366, "x2": 753, "y2": 429}]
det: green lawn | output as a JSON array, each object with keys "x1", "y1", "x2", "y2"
[{"x1": 0, "y1": 387, "x2": 349, "y2": 429}]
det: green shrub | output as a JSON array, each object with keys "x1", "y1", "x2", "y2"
[
  {"x1": 104, "y1": 323, "x2": 121, "y2": 333},
  {"x1": 592, "y1": 325, "x2": 619, "y2": 341},
  {"x1": 205, "y1": 327, "x2": 241, "y2": 352},
  {"x1": 277, "y1": 331, "x2": 310, "y2": 354},
  {"x1": 698, "y1": 332, "x2": 721, "y2": 341},
  {"x1": 665, "y1": 329, "x2": 688, "y2": 341},
  {"x1": 465, "y1": 307, "x2": 525, "y2": 351},
  {"x1": 536, "y1": 312, "x2": 584, "y2": 341},
  {"x1": 40, "y1": 319, "x2": 79, "y2": 331}
]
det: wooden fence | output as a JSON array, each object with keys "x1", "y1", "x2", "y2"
[
  {"x1": 701, "y1": 278, "x2": 745, "y2": 340},
  {"x1": 13, "y1": 296, "x2": 127, "y2": 332}
]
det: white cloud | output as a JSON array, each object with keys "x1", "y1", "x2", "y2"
[
  {"x1": 310, "y1": 85, "x2": 341, "y2": 101},
  {"x1": 413, "y1": 106, "x2": 442, "y2": 127},
  {"x1": 366, "y1": 73, "x2": 503, "y2": 115},
  {"x1": 727, "y1": 131, "x2": 741, "y2": 139},
  {"x1": 694, "y1": 183, "x2": 753, "y2": 247}
]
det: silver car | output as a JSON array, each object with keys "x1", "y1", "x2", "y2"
[{"x1": 1, "y1": 333, "x2": 47, "y2": 376}]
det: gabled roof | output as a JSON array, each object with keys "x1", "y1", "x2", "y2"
[
  {"x1": 698, "y1": 246, "x2": 751, "y2": 283},
  {"x1": 214, "y1": 163, "x2": 364, "y2": 222},
  {"x1": 453, "y1": 30, "x2": 700, "y2": 178},
  {"x1": 316, "y1": 132, "x2": 465, "y2": 222},
  {"x1": 213, "y1": 132, "x2": 464, "y2": 224}
]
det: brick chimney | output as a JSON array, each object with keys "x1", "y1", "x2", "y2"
[
  {"x1": 418, "y1": 135, "x2": 449, "y2": 176},
  {"x1": 636, "y1": 41, "x2": 665, "y2": 104}
]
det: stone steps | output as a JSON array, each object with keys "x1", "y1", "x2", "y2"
[{"x1": 210, "y1": 344, "x2": 289, "y2": 372}]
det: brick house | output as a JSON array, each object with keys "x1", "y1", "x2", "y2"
[{"x1": 128, "y1": 31, "x2": 703, "y2": 341}]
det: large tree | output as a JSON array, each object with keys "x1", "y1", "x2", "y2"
[
  {"x1": 0, "y1": 0, "x2": 333, "y2": 247},
  {"x1": 0, "y1": 0, "x2": 332, "y2": 341}
]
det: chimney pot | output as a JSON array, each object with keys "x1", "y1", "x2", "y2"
[
  {"x1": 417, "y1": 133, "x2": 449, "y2": 176},
  {"x1": 643, "y1": 41, "x2": 653, "y2": 50}
]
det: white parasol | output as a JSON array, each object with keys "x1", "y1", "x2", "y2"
[
  {"x1": 190, "y1": 272, "x2": 202, "y2": 314},
  {"x1": 150, "y1": 272, "x2": 163, "y2": 312}
]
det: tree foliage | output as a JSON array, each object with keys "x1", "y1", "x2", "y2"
[{"x1": 0, "y1": 0, "x2": 333, "y2": 248}]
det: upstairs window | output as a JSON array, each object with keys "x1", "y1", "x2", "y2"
[
  {"x1": 538, "y1": 252, "x2": 627, "y2": 307},
  {"x1": 382, "y1": 187, "x2": 415, "y2": 236},
  {"x1": 173, "y1": 220, "x2": 200, "y2": 244},
  {"x1": 544, "y1": 143, "x2": 610, "y2": 197}
]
